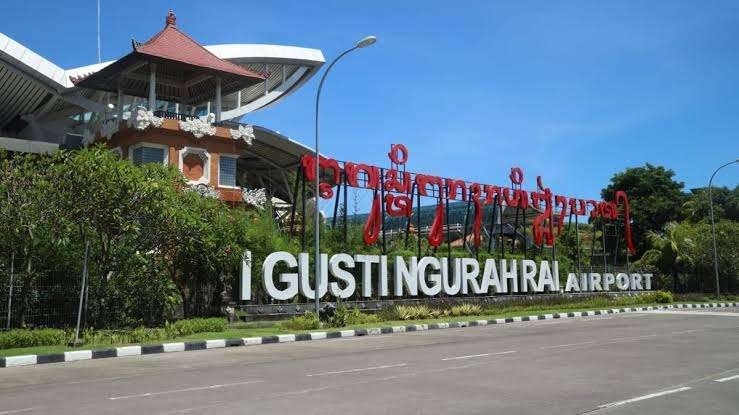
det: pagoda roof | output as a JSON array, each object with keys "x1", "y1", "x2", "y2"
[{"x1": 75, "y1": 10, "x2": 265, "y2": 106}]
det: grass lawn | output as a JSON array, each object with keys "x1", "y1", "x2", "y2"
[{"x1": 0, "y1": 299, "x2": 712, "y2": 358}]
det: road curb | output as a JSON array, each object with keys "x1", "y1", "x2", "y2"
[{"x1": 1, "y1": 302, "x2": 735, "y2": 369}]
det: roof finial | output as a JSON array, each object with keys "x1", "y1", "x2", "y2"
[{"x1": 166, "y1": 10, "x2": 176, "y2": 26}]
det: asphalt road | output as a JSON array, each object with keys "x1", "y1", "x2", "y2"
[{"x1": 0, "y1": 309, "x2": 737, "y2": 415}]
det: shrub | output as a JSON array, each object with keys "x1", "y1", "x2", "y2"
[
  {"x1": 281, "y1": 312, "x2": 320, "y2": 331},
  {"x1": 171, "y1": 317, "x2": 227, "y2": 336},
  {"x1": 82, "y1": 329, "x2": 129, "y2": 346},
  {"x1": 319, "y1": 304, "x2": 378, "y2": 328},
  {"x1": 0, "y1": 329, "x2": 69, "y2": 349},
  {"x1": 651, "y1": 290, "x2": 674, "y2": 304},
  {"x1": 128, "y1": 327, "x2": 168, "y2": 344},
  {"x1": 345, "y1": 308, "x2": 380, "y2": 326},
  {"x1": 450, "y1": 303, "x2": 483, "y2": 317},
  {"x1": 381, "y1": 304, "x2": 437, "y2": 321}
]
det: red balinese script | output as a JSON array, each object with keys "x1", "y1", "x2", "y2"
[{"x1": 300, "y1": 145, "x2": 636, "y2": 255}]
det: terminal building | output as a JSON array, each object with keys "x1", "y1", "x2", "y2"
[{"x1": 0, "y1": 10, "x2": 324, "y2": 205}]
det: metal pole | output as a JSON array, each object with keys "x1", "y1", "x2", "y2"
[
  {"x1": 551, "y1": 209, "x2": 557, "y2": 263},
  {"x1": 314, "y1": 43, "x2": 371, "y2": 315},
  {"x1": 462, "y1": 193, "x2": 472, "y2": 252},
  {"x1": 301, "y1": 177, "x2": 306, "y2": 251},
  {"x1": 523, "y1": 210, "x2": 528, "y2": 258},
  {"x1": 488, "y1": 195, "x2": 498, "y2": 254},
  {"x1": 74, "y1": 241, "x2": 90, "y2": 346},
  {"x1": 589, "y1": 222, "x2": 596, "y2": 275},
  {"x1": 405, "y1": 182, "x2": 416, "y2": 248},
  {"x1": 445, "y1": 185, "x2": 451, "y2": 260},
  {"x1": 380, "y1": 168, "x2": 386, "y2": 254},
  {"x1": 331, "y1": 172, "x2": 342, "y2": 228},
  {"x1": 289, "y1": 166, "x2": 301, "y2": 237},
  {"x1": 613, "y1": 220, "x2": 620, "y2": 273},
  {"x1": 343, "y1": 171, "x2": 348, "y2": 243},
  {"x1": 601, "y1": 221, "x2": 607, "y2": 275},
  {"x1": 709, "y1": 159, "x2": 738, "y2": 298},
  {"x1": 574, "y1": 213, "x2": 581, "y2": 275},
  {"x1": 500, "y1": 203, "x2": 505, "y2": 259},
  {"x1": 416, "y1": 188, "x2": 422, "y2": 258},
  {"x1": 511, "y1": 191, "x2": 520, "y2": 253},
  {"x1": 96, "y1": 0, "x2": 101, "y2": 64},
  {"x1": 6, "y1": 252, "x2": 14, "y2": 330}
]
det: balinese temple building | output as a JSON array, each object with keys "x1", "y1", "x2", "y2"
[{"x1": 0, "y1": 10, "x2": 325, "y2": 206}]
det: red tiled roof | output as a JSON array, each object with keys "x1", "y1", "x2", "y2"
[{"x1": 134, "y1": 10, "x2": 264, "y2": 81}]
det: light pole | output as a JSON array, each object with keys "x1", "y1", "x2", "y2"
[
  {"x1": 314, "y1": 35, "x2": 377, "y2": 314},
  {"x1": 708, "y1": 159, "x2": 738, "y2": 299}
]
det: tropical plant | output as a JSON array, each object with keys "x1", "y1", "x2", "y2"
[
  {"x1": 601, "y1": 164, "x2": 686, "y2": 254},
  {"x1": 641, "y1": 222, "x2": 695, "y2": 292}
]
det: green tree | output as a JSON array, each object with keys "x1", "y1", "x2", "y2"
[
  {"x1": 683, "y1": 220, "x2": 739, "y2": 294},
  {"x1": 555, "y1": 223, "x2": 589, "y2": 273},
  {"x1": 47, "y1": 147, "x2": 185, "y2": 327},
  {"x1": 0, "y1": 151, "x2": 66, "y2": 326},
  {"x1": 681, "y1": 186, "x2": 739, "y2": 223},
  {"x1": 601, "y1": 164, "x2": 686, "y2": 256},
  {"x1": 0, "y1": 147, "x2": 261, "y2": 327},
  {"x1": 640, "y1": 222, "x2": 695, "y2": 292}
]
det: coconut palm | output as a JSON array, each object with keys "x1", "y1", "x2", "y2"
[{"x1": 642, "y1": 222, "x2": 696, "y2": 292}]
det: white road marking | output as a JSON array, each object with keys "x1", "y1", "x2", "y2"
[
  {"x1": 108, "y1": 380, "x2": 264, "y2": 400},
  {"x1": 608, "y1": 334, "x2": 658, "y2": 342},
  {"x1": 670, "y1": 328, "x2": 704, "y2": 335},
  {"x1": 0, "y1": 408, "x2": 41, "y2": 415},
  {"x1": 649, "y1": 310, "x2": 739, "y2": 317},
  {"x1": 714, "y1": 374, "x2": 739, "y2": 383},
  {"x1": 273, "y1": 355, "x2": 524, "y2": 399},
  {"x1": 597, "y1": 387, "x2": 692, "y2": 409},
  {"x1": 441, "y1": 350, "x2": 515, "y2": 361},
  {"x1": 306, "y1": 363, "x2": 407, "y2": 377},
  {"x1": 539, "y1": 341, "x2": 596, "y2": 349},
  {"x1": 325, "y1": 334, "x2": 392, "y2": 342}
]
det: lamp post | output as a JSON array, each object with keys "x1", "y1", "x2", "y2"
[
  {"x1": 314, "y1": 36, "x2": 377, "y2": 314},
  {"x1": 708, "y1": 159, "x2": 738, "y2": 299}
]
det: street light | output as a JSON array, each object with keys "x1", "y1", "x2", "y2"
[
  {"x1": 708, "y1": 158, "x2": 738, "y2": 299},
  {"x1": 313, "y1": 35, "x2": 377, "y2": 314}
]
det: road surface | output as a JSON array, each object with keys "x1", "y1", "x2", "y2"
[{"x1": 0, "y1": 309, "x2": 737, "y2": 414}]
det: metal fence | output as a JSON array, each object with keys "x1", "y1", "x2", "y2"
[{"x1": 0, "y1": 254, "x2": 83, "y2": 330}]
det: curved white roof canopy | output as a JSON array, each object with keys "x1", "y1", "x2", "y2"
[
  {"x1": 0, "y1": 32, "x2": 324, "y2": 139},
  {"x1": 65, "y1": 44, "x2": 325, "y2": 119}
]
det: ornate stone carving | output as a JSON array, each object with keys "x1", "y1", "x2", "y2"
[
  {"x1": 186, "y1": 183, "x2": 220, "y2": 198},
  {"x1": 230, "y1": 123, "x2": 255, "y2": 145},
  {"x1": 179, "y1": 113, "x2": 216, "y2": 138},
  {"x1": 242, "y1": 188, "x2": 267, "y2": 208},
  {"x1": 130, "y1": 107, "x2": 163, "y2": 130}
]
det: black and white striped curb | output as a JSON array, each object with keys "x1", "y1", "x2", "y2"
[{"x1": 1, "y1": 302, "x2": 735, "y2": 368}]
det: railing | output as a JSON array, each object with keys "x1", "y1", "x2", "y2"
[
  {"x1": 153, "y1": 110, "x2": 197, "y2": 121},
  {"x1": 212, "y1": 119, "x2": 242, "y2": 129}
]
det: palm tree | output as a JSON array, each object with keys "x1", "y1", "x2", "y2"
[{"x1": 643, "y1": 222, "x2": 695, "y2": 292}]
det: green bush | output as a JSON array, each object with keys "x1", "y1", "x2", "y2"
[
  {"x1": 381, "y1": 304, "x2": 437, "y2": 321},
  {"x1": 345, "y1": 308, "x2": 380, "y2": 326},
  {"x1": 281, "y1": 312, "x2": 320, "y2": 331},
  {"x1": 75, "y1": 318, "x2": 226, "y2": 346},
  {"x1": 170, "y1": 317, "x2": 227, "y2": 336},
  {"x1": 450, "y1": 303, "x2": 483, "y2": 317},
  {"x1": 0, "y1": 329, "x2": 69, "y2": 349},
  {"x1": 651, "y1": 290, "x2": 674, "y2": 304},
  {"x1": 128, "y1": 327, "x2": 168, "y2": 344}
]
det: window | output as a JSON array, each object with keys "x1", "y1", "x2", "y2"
[
  {"x1": 132, "y1": 146, "x2": 166, "y2": 165},
  {"x1": 219, "y1": 156, "x2": 237, "y2": 187}
]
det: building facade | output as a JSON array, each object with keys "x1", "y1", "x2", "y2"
[{"x1": 0, "y1": 10, "x2": 325, "y2": 205}]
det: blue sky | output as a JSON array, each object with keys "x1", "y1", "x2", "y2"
[{"x1": 2, "y1": 1, "x2": 738, "y2": 210}]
